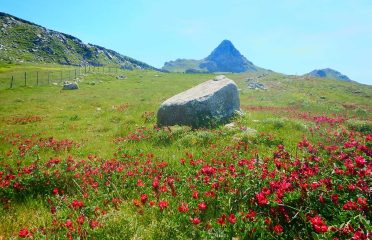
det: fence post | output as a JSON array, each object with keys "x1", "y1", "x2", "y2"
[
  {"x1": 48, "y1": 72, "x2": 50, "y2": 85},
  {"x1": 69, "y1": 71, "x2": 71, "y2": 81},
  {"x1": 10, "y1": 76, "x2": 14, "y2": 89},
  {"x1": 37, "y1": 71, "x2": 39, "y2": 86},
  {"x1": 75, "y1": 69, "x2": 77, "y2": 79},
  {"x1": 24, "y1": 72, "x2": 27, "y2": 86},
  {"x1": 60, "y1": 71, "x2": 62, "y2": 83}
]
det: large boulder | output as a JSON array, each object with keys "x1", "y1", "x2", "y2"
[{"x1": 157, "y1": 75, "x2": 240, "y2": 128}]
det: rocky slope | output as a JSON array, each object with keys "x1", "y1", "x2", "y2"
[
  {"x1": 0, "y1": 12, "x2": 157, "y2": 69},
  {"x1": 163, "y1": 40, "x2": 260, "y2": 73}
]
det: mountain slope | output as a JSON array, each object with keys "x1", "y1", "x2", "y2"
[
  {"x1": 305, "y1": 68, "x2": 352, "y2": 82},
  {"x1": 0, "y1": 12, "x2": 157, "y2": 70},
  {"x1": 162, "y1": 40, "x2": 260, "y2": 73}
]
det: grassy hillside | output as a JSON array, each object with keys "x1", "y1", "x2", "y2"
[
  {"x1": 162, "y1": 59, "x2": 203, "y2": 72},
  {"x1": 0, "y1": 66, "x2": 371, "y2": 239},
  {"x1": 0, "y1": 12, "x2": 157, "y2": 70}
]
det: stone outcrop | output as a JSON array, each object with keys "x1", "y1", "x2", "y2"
[{"x1": 157, "y1": 75, "x2": 240, "y2": 128}]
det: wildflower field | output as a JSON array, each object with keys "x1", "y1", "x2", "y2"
[{"x1": 0, "y1": 66, "x2": 371, "y2": 239}]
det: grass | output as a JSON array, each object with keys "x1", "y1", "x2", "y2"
[{"x1": 0, "y1": 63, "x2": 371, "y2": 239}]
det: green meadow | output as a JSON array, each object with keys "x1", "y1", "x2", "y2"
[{"x1": 0, "y1": 64, "x2": 371, "y2": 239}]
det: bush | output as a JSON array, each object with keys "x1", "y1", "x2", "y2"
[
  {"x1": 263, "y1": 118, "x2": 285, "y2": 129},
  {"x1": 177, "y1": 130, "x2": 216, "y2": 147},
  {"x1": 346, "y1": 119, "x2": 372, "y2": 133}
]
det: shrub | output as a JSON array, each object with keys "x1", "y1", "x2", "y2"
[
  {"x1": 263, "y1": 118, "x2": 285, "y2": 129},
  {"x1": 346, "y1": 119, "x2": 372, "y2": 133}
]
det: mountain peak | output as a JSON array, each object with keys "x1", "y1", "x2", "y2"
[
  {"x1": 217, "y1": 39, "x2": 235, "y2": 48},
  {"x1": 200, "y1": 40, "x2": 256, "y2": 73},
  {"x1": 162, "y1": 40, "x2": 259, "y2": 73},
  {"x1": 206, "y1": 40, "x2": 241, "y2": 60}
]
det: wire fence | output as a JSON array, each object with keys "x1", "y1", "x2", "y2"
[{"x1": 0, "y1": 66, "x2": 123, "y2": 90}]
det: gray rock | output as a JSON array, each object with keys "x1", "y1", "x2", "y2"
[
  {"x1": 157, "y1": 75, "x2": 240, "y2": 128},
  {"x1": 62, "y1": 82, "x2": 79, "y2": 90},
  {"x1": 247, "y1": 82, "x2": 267, "y2": 90},
  {"x1": 116, "y1": 75, "x2": 127, "y2": 80}
]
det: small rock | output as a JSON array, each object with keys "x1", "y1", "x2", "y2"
[
  {"x1": 234, "y1": 110, "x2": 245, "y2": 117},
  {"x1": 241, "y1": 127, "x2": 257, "y2": 134},
  {"x1": 62, "y1": 82, "x2": 79, "y2": 90},
  {"x1": 247, "y1": 82, "x2": 267, "y2": 90},
  {"x1": 116, "y1": 75, "x2": 127, "y2": 80},
  {"x1": 224, "y1": 122, "x2": 236, "y2": 129},
  {"x1": 213, "y1": 75, "x2": 227, "y2": 81}
]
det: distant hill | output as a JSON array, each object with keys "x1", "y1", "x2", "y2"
[
  {"x1": 163, "y1": 40, "x2": 261, "y2": 73},
  {"x1": 305, "y1": 68, "x2": 352, "y2": 82},
  {"x1": 0, "y1": 12, "x2": 158, "y2": 70}
]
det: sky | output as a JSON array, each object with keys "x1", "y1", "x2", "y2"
[{"x1": 1, "y1": 0, "x2": 371, "y2": 84}]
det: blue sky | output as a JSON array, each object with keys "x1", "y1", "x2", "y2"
[{"x1": 1, "y1": 0, "x2": 371, "y2": 84}]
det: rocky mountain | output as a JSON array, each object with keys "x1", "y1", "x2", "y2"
[
  {"x1": 305, "y1": 68, "x2": 351, "y2": 82},
  {"x1": 162, "y1": 40, "x2": 260, "y2": 73},
  {"x1": 0, "y1": 12, "x2": 157, "y2": 70}
]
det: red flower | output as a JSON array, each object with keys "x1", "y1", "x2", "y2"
[
  {"x1": 273, "y1": 224, "x2": 283, "y2": 234},
  {"x1": 198, "y1": 202, "x2": 207, "y2": 211},
  {"x1": 140, "y1": 194, "x2": 148, "y2": 204},
  {"x1": 228, "y1": 213, "x2": 237, "y2": 224},
  {"x1": 355, "y1": 156, "x2": 366, "y2": 167},
  {"x1": 351, "y1": 230, "x2": 367, "y2": 240},
  {"x1": 65, "y1": 220, "x2": 74, "y2": 230},
  {"x1": 52, "y1": 188, "x2": 59, "y2": 195},
  {"x1": 77, "y1": 215, "x2": 85, "y2": 225},
  {"x1": 217, "y1": 214, "x2": 226, "y2": 225},
  {"x1": 357, "y1": 197, "x2": 367, "y2": 207},
  {"x1": 343, "y1": 201, "x2": 358, "y2": 210},
  {"x1": 19, "y1": 228, "x2": 29, "y2": 238},
  {"x1": 90, "y1": 220, "x2": 99, "y2": 229},
  {"x1": 331, "y1": 194, "x2": 339, "y2": 204},
  {"x1": 70, "y1": 200, "x2": 84, "y2": 210},
  {"x1": 261, "y1": 187, "x2": 271, "y2": 195},
  {"x1": 133, "y1": 198, "x2": 141, "y2": 207},
  {"x1": 158, "y1": 200, "x2": 169, "y2": 210},
  {"x1": 245, "y1": 209, "x2": 256, "y2": 220},
  {"x1": 152, "y1": 176, "x2": 160, "y2": 190},
  {"x1": 137, "y1": 179, "x2": 144, "y2": 187},
  {"x1": 256, "y1": 192, "x2": 268, "y2": 205},
  {"x1": 310, "y1": 216, "x2": 328, "y2": 233},
  {"x1": 192, "y1": 191, "x2": 199, "y2": 199},
  {"x1": 190, "y1": 217, "x2": 201, "y2": 225},
  {"x1": 178, "y1": 202, "x2": 189, "y2": 213}
]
